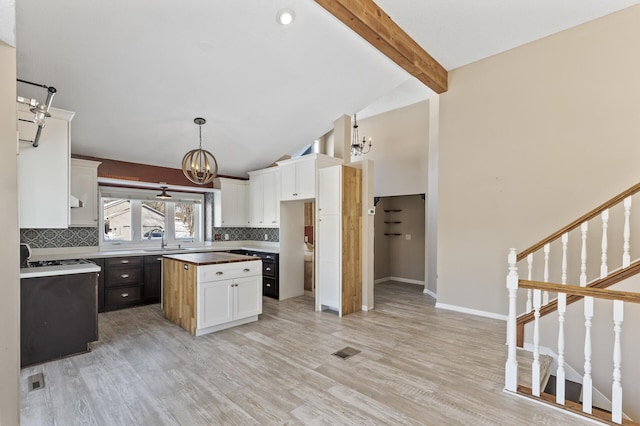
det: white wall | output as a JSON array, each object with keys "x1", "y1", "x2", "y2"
[
  {"x1": 354, "y1": 101, "x2": 429, "y2": 197},
  {"x1": 438, "y1": 6, "x2": 640, "y2": 315},
  {"x1": 0, "y1": 40, "x2": 20, "y2": 425}
]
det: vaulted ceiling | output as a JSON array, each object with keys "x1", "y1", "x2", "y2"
[{"x1": 15, "y1": 0, "x2": 639, "y2": 177}]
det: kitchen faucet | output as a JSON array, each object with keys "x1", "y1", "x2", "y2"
[{"x1": 148, "y1": 228, "x2": 167, "y2": 249}]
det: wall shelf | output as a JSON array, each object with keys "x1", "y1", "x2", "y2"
[
  {"x1": 384, "y1": 209, "x2": 402, "y2": 237},
  {"x1": 383, "y1": 209, "x2": 402, "y2": 213},
  {"x1": 384, "y1": 221, "x2": 402, "y2": 224},
  {"x1": 384, "y1": 233, "x2": 402, "y2": 236}
]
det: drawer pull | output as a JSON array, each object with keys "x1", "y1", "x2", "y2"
[
  {"x1": 216, "y1": 271, "x2": 224, "y2": 275},
  {"x1": 121, "y1": 274, "x2": 129, "y2": 278},
  {"x1": 121, "y1": 293, "x2": 129, "y2": 298},
  {"x1": 266, "y1": 283, "x2": 271, "y2": 287},
  {"x1": 156, "y1": 257, "x2": 162, "y2": 261},
  {"x1": 266, "y1": 267, "x2": 271, "y2": 271},
  {"x1": 120, "y1": 260, "x2": 129, "y2": 264},
  {"x1": 243, "y1": 268, "x2": 251, "y2": 272}
]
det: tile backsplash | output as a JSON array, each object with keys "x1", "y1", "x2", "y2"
[{"x1": 21, "y1": 226, "x2": 279, "y2": 248}]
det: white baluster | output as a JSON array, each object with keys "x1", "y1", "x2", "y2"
[
  {"x1": 561, "y1": 233, "x2": 568, "y2": 284},
  {"x1": 583, "y1": 296, "x2": 593, "y2": 414},
  {"x1": 526, "y1": 253, "x2": 533, "y2": 312},
  {"x1": 556, "y1": 293, "x2": 566, "y2": 404},
  {"x1": 611, "y1": 300, "x2": 624, "y2": 424},
  {"x1": 622, "y1": 197, "x2": 632, "y2": 268},
  {"x1": 532, "y1": 289, "x2": 542, "y2": 397},
  {"x1": 505, "y1": 248, "x2": 519, "y2": 392},
  {"x1": 543, "y1": 243, "x2": 550, "y2": 305},
  {"x1": 601, "y1": 209, "x2": 609, "y2": 278},
  {"x1": 580, "y1": 222, "x2": 588, "y2": 287}
]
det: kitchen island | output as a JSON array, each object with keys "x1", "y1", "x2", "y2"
[{"x1": 162, "y1": 252, "x2": 262, "y2": 336}]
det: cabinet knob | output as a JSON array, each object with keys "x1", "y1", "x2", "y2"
[
  {"x1": 216, "y1": 271, "x2": 224, "y2": 275},
  {"x1": 156, "y1": 258, "x2": 162, "y2": 261},
  {"x1": 266, "y1": 283, "x2": 271, "y2": 287},
  {"x1": 243, "y1": 268, "x2": 250, "y2": 272},
  {"x1": 121, "y1": 293, "x2": 129, "y2": 298},
  {"x1": 266, "y1": 267, "x2": 271, "y2": 271},
  {"x1": 121, "y1": 274, "x2": 129, "y2": 278}
]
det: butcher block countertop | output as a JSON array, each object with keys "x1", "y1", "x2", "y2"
[{"x1": 162, "y1": 252, "x2": 259, "y2": 266}]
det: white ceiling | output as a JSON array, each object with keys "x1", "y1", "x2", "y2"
[{"x1": 15, "y1": 0, "x2": 639, "y2": 177}]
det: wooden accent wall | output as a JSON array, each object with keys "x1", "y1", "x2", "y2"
[
  {"x1": 341, "y1": 166, "x2": 362, "y2": 316},
  {"x1": 162, "y1": 258, "x2": 198, "y2": 335}
]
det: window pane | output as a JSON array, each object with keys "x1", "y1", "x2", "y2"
[
  {"x1": 142, "y1": 201, "x2": 166, "y2": 240},
  {"x1": 103, "y1": 198, "x2": 132, "y2": 241},
  {"x1": 175, "y1": 202, "x2": 196, "y2": 239}
]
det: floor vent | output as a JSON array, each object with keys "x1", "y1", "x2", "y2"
[
  {"x1": 332, "y1": 347, "x2": 360, "y2": 360},
  {"x1": 28, "y1": 373, "x2": 45, "y2": 392}
]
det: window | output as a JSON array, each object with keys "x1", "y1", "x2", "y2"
[{"x1": 100, "y1": 186, "x2": 203, "y2": 248}]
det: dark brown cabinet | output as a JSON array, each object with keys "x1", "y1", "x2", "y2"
[
  {"x1": 104, "y1": 256, "x2": 144, "y2": 311},
  {"x1": 143, "y1": 255, "x2": 162, "y2": 303},
  {"x1": 94, "y1": 258, "x2": 106, "y2": 312}
]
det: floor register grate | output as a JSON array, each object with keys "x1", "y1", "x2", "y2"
[
  {"x1": 332, "y1": 347, "x2": 361, "y2": 360},
  {"x1": 28, "y1": 373, "x2": 45, "y2": 392}
]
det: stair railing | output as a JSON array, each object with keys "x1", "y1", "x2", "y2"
[
  {"x1": 505, "y1": 182, "x2": 640, "y2": 425},
  {"x1": 506, "y1": 272, "x2": 640, "y2": 424}
]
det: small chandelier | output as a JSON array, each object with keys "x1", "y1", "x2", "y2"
[
  {"x1": 350, "y1": 113, "x2": 372, "y2": 156},
  {"x1": 182, "y1": 117, "x2": 218, "y2": 185}
]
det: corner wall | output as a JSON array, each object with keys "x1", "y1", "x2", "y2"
[
  {"x1": 0, "y1": 40, "x2": 20, "y2": 426},
  {"x1": 438, "y1": 6, "x2": 640, "y2": 315}
]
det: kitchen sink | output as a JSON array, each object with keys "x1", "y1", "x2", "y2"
[{"x1": 142, "y1": 247, "x2": 206, "y2": 253}]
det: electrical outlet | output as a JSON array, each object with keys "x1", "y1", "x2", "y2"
[
  {"x1": 406, "y1": 234, "x2": 411, "y2": 240},
  {"x1": 224, "y1": 234, "x2": 229, "y2": 241},
  {"x1": 264, "y1": 234, "x2": 269, "y2": 241}
]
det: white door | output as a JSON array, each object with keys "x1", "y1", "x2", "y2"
[
  {"x1": 262, "y1": 170, "x2": 280, "y2": 227},
  {"x1": 199, "y1": 280, "x2": 233, "y2": 328},
  {"x1": 295, "y1": 161, "x2": 316, "y2": 199},
  {"x1": 249, "y1": 173, "x2": 264, "y2": 226},
  {"x1": 234, "y1": 276, "x2": 262, "y2": 320},
  {"x1": 317, "y1": 166, "x2": 342, "y2": 313},
  {"x1": 279, "y1": 162, "x2": 297, "y2": 201}
]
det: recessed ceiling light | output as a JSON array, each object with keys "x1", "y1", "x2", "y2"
[{"x1": 276, "y1": 8, "x2": 295, "y2": 25}]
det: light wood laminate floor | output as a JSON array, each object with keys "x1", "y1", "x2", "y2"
[{"x1": 21, "y1": 281, "x2": 588, "y2": 425}]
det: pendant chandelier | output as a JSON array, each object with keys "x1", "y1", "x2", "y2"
[
  {"x1": 182, "y1": 117, "x2": 218, "y2": 185},
  {"x1": 350, "y1": 113, "x2": 372, "y2": 156}
]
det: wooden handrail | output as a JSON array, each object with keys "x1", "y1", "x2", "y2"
[
  {"x1": 515, "y1": 259, "x2": 640, "y2": 346},
  {"x1": 516, "y1": 182, "x2": 640, "y2": 262},
  {"x1": 519, "y1": 280, "x2": 640, "y2": 303}
]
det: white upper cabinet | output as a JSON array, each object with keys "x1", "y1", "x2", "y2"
[
  {"x1": 213, "y1": 177, "x2": 248, "y2": 227},
  {"x1": 277, "y1": 154, "x2": 342, "y2": 201},
  {"x1": 248, "y1": 167, "x2": 280, "y2": 228},
  {"x1": 17, "y1": 105, "x2": 74, "y2": 229},
  {"x1": 70, "y1": 158, "x2": 101, "y2": 227}
]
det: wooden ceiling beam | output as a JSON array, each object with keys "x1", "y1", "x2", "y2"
[{"x1": 314, "y1": 0, "x2": 448, "y2": 93}]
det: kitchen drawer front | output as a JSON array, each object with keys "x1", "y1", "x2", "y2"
[
  {"x1": 199, "y1": 260, "x2": 261, "y2": 282},
  {"x1": 106, "y1": 266, "x2": 143, "y2": 287},
  {"x1": 106, "y1": 256, "x2": 143, "y2": 268},
  {"x1": 144, "y1": 255, "x2": 163, "y2": 265},
  {"x1": 262, "y1": 261, "x2": 276, "y2": 278},
  {"x1": 105, "y1": 285, "x2": 142, "y2": 308},
  {"x1": 263, "y1": 278, "x2": 277, "y2": 298}
]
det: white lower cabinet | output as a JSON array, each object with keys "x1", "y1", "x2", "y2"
[{"x1": 196, "y1": 261, "x2": 262, "y2": 335}]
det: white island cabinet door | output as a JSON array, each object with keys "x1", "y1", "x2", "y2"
[
  {"x1": 234, "y1": 275, "x2": 263, "y2": 320},
  {"x1": 199, "y1": 279, "x2": 233, "y2": 329}
]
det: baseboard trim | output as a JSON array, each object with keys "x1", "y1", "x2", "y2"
[
  {"x1": 422, "y1": 288, "x2": 437, "y2": 299},
  {"x1": 375, "y1": 277, "x2": 426, "y2": 286},
  {"x1": 435, "y1": 302, "x2": 507, "y2": 321}
]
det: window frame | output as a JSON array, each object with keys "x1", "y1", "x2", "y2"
[{"x1": 99, "y1": 186, "x2": 204, "y2": 249}]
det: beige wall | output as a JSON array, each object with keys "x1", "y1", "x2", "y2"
[
  {"x1": 356, "y1": 101, "x2": 429, "y2": 197},
  {"x1": 438, "y1": 6, "x2": 640, "y2": 315},
  {"x1": 0, "y1": 40, "x2": 20, "y2": 425},
  {"x1": 374, "y1": 195, "x2": 425, "y2": 283}
]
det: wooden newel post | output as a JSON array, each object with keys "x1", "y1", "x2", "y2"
[{"x1": 505, "y1": 248, "x2": 519, "y2": 392}]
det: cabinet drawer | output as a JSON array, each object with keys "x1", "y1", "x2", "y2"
[
  {"x1": 263, "y1": 278, "x2": 277, "y2": 298},
  {"x1": 106, "y1": 256, "x2": 143, "y2": 268},
  {"x1": 262, "y1": 261, "x2": 276, "y2": 278},
  {"x1": 106, "y1": 265, "x2": 143, "y2": 287},
  {"x1": 199, "y1": 260, "x2": 261, "y2": 282},
  {"x1": 105, "y1": 285, "x2": 142, "y2": 307},
  {"x1": 144, "y1": 255, "x2": 164, "y2": 265}
]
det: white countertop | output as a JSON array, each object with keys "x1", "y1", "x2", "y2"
[{"x1": 20, "y1": 263, "x2": 101, "y2": 279}]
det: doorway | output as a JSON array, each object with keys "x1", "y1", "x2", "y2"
[{"x1": 374, "y1": 194, "x2": 426, "y2": 291}]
